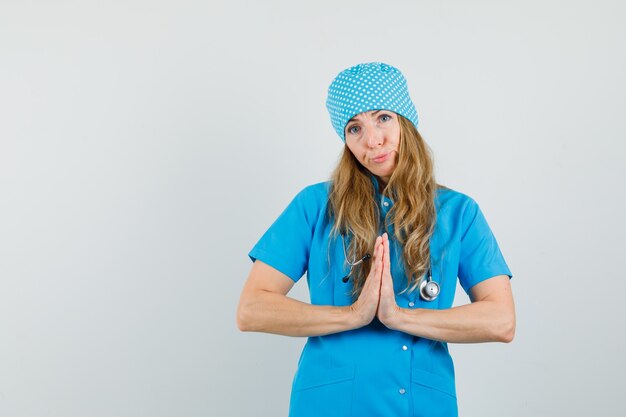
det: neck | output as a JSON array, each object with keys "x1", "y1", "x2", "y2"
[{"x1": 377, "y1": 175, "x2": 389, "y2": 192}]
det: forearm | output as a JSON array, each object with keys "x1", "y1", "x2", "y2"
[
  {"x1": 237, "y1": 289, "x2": 361, "y2": 337},
  {"x1": 390, "y1": 300, "x2": 515, "y2": 343}
]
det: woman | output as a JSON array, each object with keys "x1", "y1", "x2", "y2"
[{"x1": 237, "y1": 62, "x2": 515, "y2": 417}]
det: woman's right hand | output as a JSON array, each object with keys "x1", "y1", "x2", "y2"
[
  {"x1": 238, "y1": 234, "x2": 388, "y2": 337},
  {"x1": 348, "y1": 235, "x2": 384, "y2": 327}
]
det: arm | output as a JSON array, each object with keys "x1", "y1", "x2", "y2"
[
  {"x1": 377, "y1": 234, "x2": 516, "y2": 343},
  {"x1": 237, "y1": 239, "x2": 385, "y2": 337},
  {"x1": 389, "y1": 275, "x2": 515, "y2": 343}
]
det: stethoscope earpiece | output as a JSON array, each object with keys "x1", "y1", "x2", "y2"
[{"x1": 341, "y1": 253, "x2": 370, "y2": 283}]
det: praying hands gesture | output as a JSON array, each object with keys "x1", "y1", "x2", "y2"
[
  {"x1": 349, "y1": 233, "x2": 402, "y2": 329},
  {"x1": 240, "y1": 233, "x2": 514, "y2": 343}
]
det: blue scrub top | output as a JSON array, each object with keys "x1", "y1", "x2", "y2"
[{"x1": 248, "y1": 177, "x2": 512, "y2": 417}]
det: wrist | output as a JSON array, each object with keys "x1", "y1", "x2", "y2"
[
  {"x1": 384, "y1": 306, "x2": 406, "y2": 330},
  {"x1": 346, "y1": 304, "x2": 367, "y2": 329}
]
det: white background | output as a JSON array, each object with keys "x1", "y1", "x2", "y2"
[{"x1": 1, "y1": 0, "x2": 625, "y2": 416}]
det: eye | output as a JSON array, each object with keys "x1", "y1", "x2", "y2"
[
  {"x1": 380, "y1": 114, "x2": 392, "y2": 122},
  {"x1": 347, "y1": 125, "x2": 360, "y2": 135}
]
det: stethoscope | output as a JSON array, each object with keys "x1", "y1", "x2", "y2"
[{"x1": 340, "y1": 233, "x2": 440, "y2": 301}]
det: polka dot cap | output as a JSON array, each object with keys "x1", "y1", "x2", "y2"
[{"x1": 326, "y1": 62, "x2": 419, "y2": 142}]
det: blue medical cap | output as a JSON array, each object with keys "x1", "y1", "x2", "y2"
[{"x1": 326, "y1": 62, "x2": 419, "y2": 142}]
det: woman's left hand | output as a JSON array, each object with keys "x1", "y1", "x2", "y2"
[{"x1": 376, "y1": 233, "x2": 403, "y2": 328}]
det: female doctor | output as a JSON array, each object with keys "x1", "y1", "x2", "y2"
[{"x1": 237, "y1": 62, "x2": 515, "y2": 417}]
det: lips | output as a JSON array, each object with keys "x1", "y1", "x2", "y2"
[{"x1": 371, "y1": 152, "x2": 390, "y2": 163}]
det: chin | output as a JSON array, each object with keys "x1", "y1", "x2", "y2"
[{"x1": 371, "y1": 167, "x2": 395, "y2": 179}]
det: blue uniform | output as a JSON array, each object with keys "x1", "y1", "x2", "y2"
[{"x1": 248, "y1": 176, "x2": 512, "y2": 417}]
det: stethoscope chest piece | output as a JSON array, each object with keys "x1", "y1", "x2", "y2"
[{"x1": 419, "y1": 273, "x2": 440, "y2": 301}]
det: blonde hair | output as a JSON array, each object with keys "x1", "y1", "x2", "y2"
[{"x1": 328, "y1": 115, "x2": 446, "y2": 299}]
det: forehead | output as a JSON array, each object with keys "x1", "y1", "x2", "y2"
[{"x1": 347, "y1": 109, "x2": 394, "y2": 123}]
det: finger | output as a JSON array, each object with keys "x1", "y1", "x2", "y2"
[
  {"x1": 373, "y1": 236, "x2": 383, "y2": 271},
  {"x1": 368, "y1": 236, "x2": 380, "y2": 263},
  {"x1": 379, "y1": 233, "x2": 387, "y2": 274},
  {"x1": 383, "y1": 233, "x2": 391, "y2": 274},
  {"x1": 363, "y1": 245, "x2": 383, "y2": 301},
  {"x1": 376, "y1": 243, "x2": 384, "y2": 281},
  {"x1": 364, "y1": 237, "x2": 382, "y2": 287},
  {"x1": 381, "y1": 235, "x2": 394, "y2": 293},
  {"x1": 369, "y1": 237, "x2": 379, "y2": 267},
  {"x1": 365, "y1": 244, "x2": 382, "y2": 295}
]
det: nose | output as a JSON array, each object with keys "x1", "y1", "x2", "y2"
[{"x1": 363, "y1": 126, "x2": 384, "y2": 148}]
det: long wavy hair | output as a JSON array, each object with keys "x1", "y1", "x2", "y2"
[{"x1": 328, "y1": 115, "x2": 446, "y2": 300}]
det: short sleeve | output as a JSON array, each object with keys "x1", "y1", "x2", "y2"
[
  {"x1": 248, "y1": 187, "x2": 317, "y2": 282},
  {"x1": 458, "y1": 199, "x2": 513, "y2": 294}
]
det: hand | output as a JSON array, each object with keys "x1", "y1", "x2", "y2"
[
  {"x1": 377, "y1": 233, "x2": 402, "y2": 328},
  {"x1": 349, "y1": 236, "x2": 383, "y2": 327}
]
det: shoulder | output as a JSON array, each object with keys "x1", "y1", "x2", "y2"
[
  {"x1": 436, "y1": 185, "x2": 477, "y2": 209},
  {"x1": 435, "y1": 185, "x2": 481, "y2": 227},
  {"x1": 292, "y1": 181, "x2": 331, "y2": 207},
  {"x1": 286, "y1": 181, "x2": 332, "y2": 224},
  {"x1": 298, "y1": 180, "x2": 332, "y2": 199}
]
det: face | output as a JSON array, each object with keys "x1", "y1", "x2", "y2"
[{"x1": 344, "y1": 110, "x2": 400, "y2": 186}]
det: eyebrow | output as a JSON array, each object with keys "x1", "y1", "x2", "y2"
[{"x1": 347, "y1": 110, "x2": 383, "y2": 124}]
